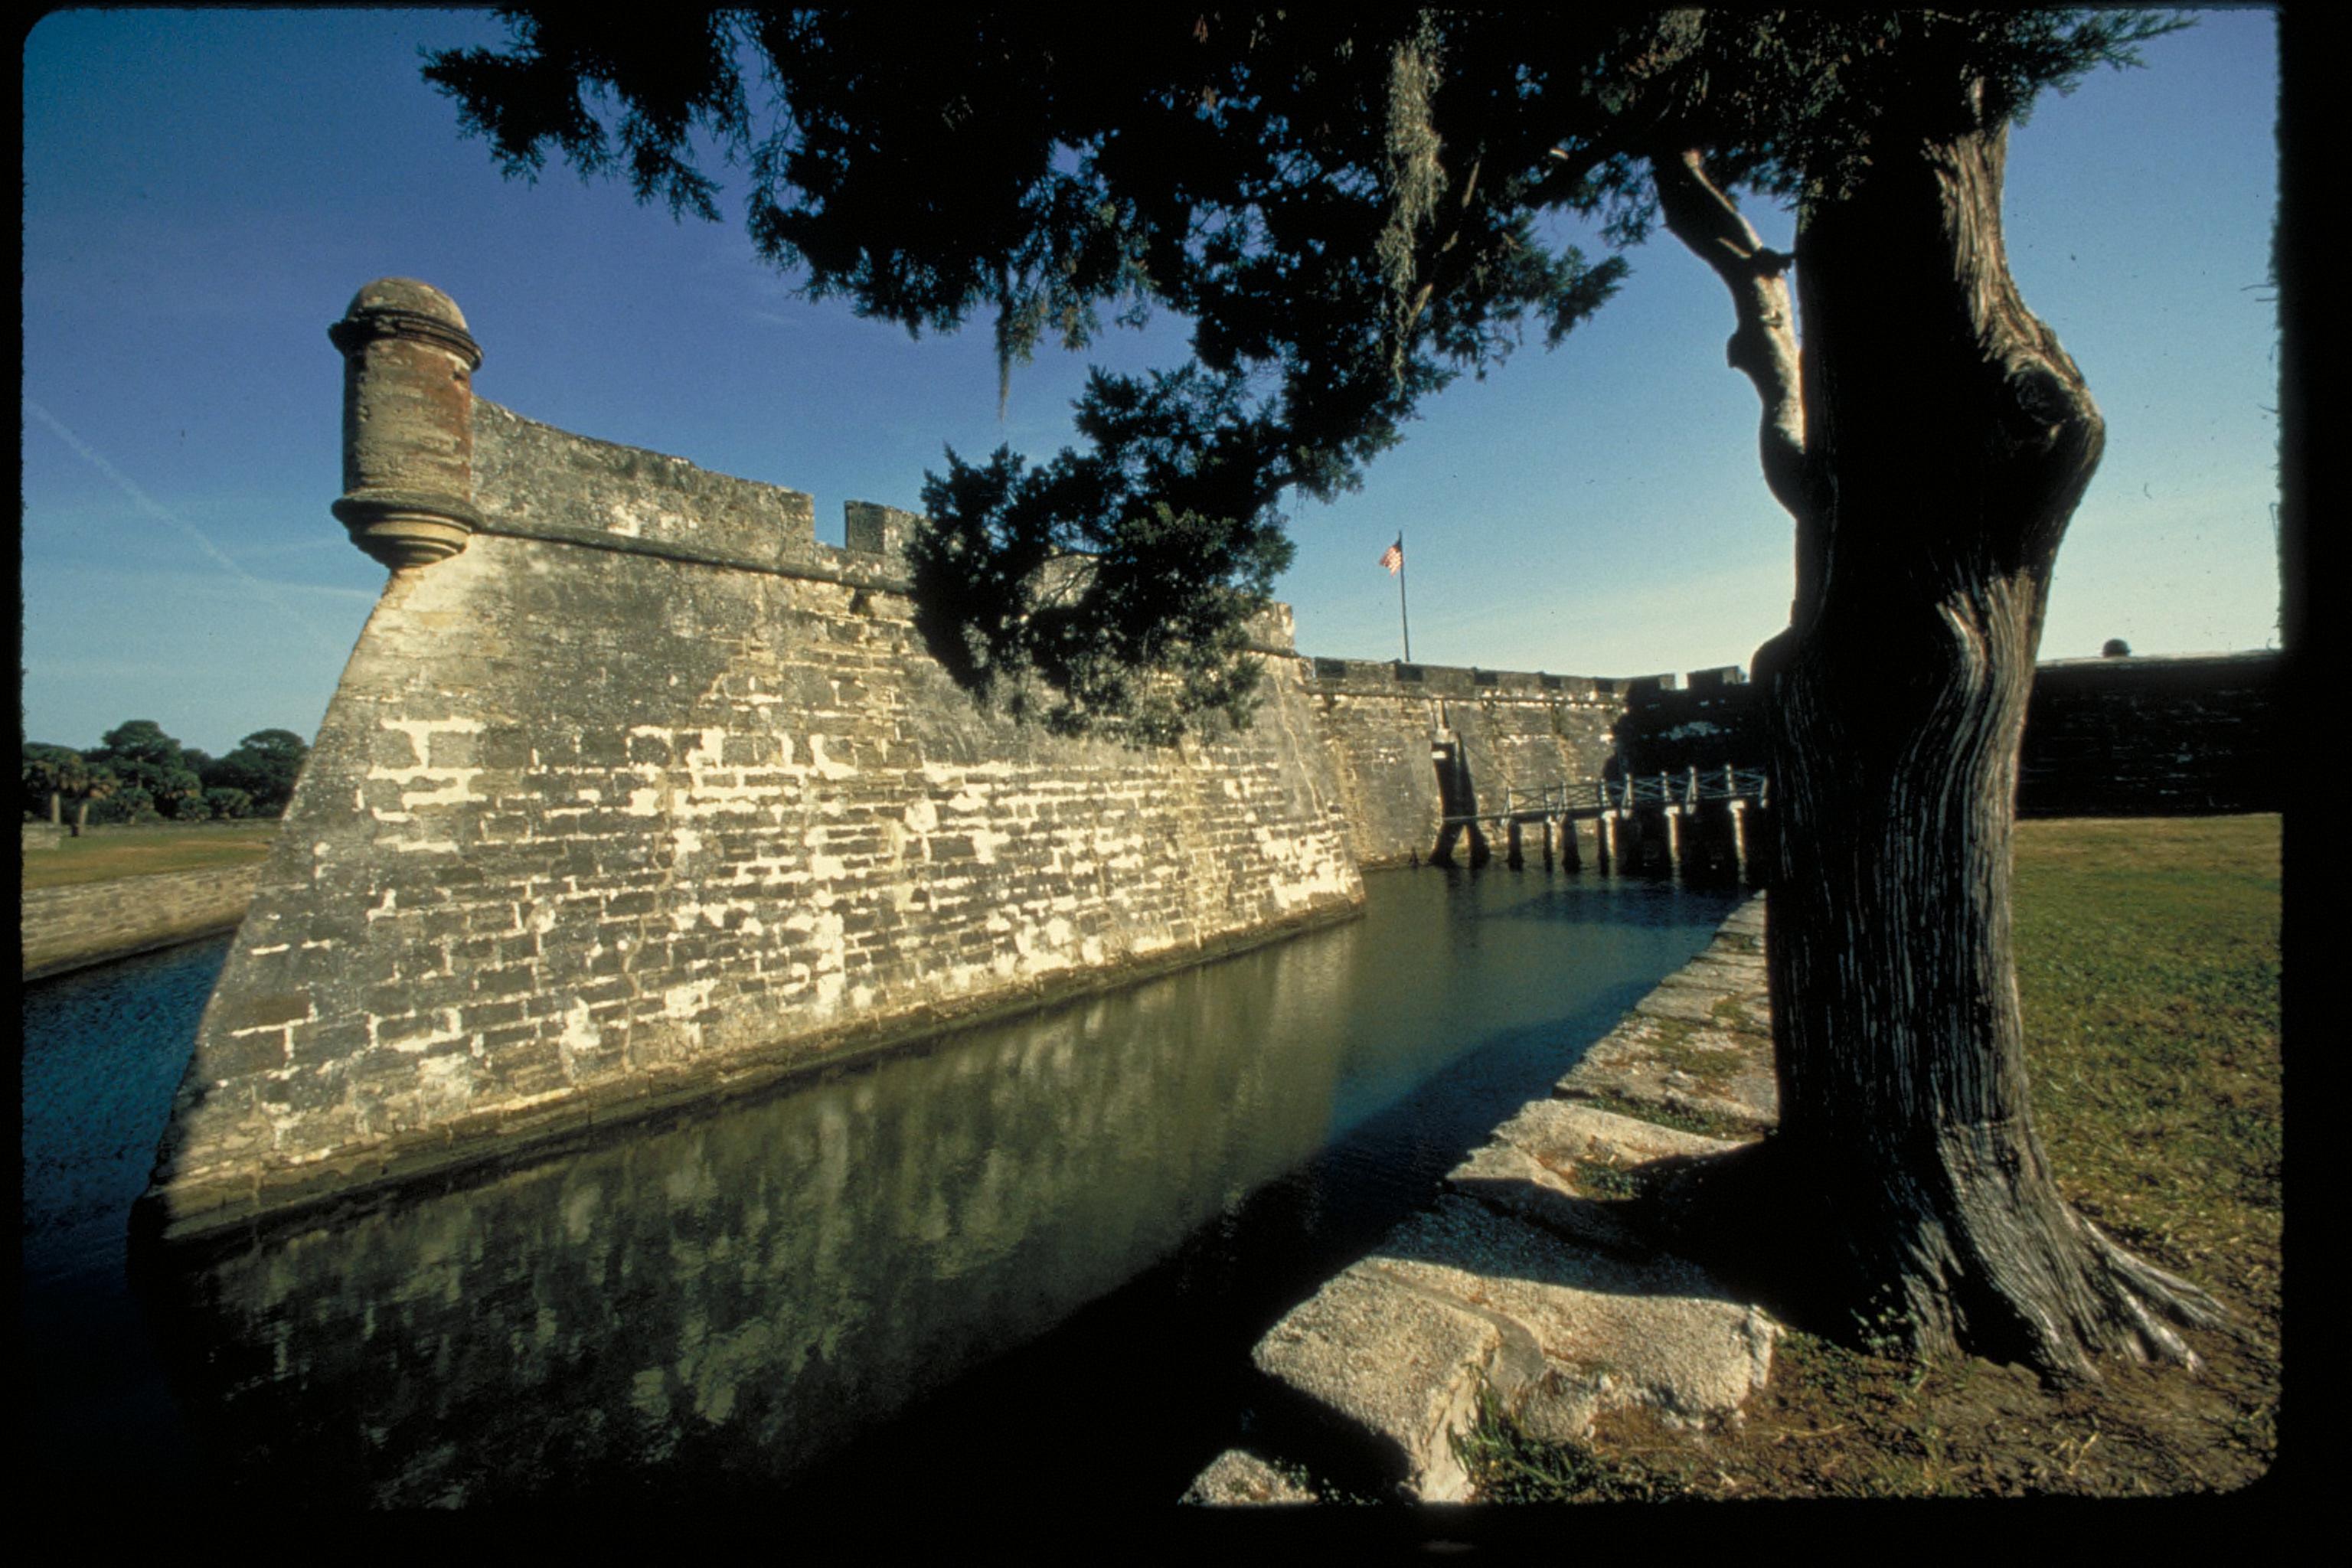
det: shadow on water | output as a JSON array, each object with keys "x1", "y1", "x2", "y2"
[
  {"x1": 22, "y1": 867, "x2": 1736, "y2": 1507},
  {"x1": 21, "y1": 932, "x2": 233, "y2": 1496}
]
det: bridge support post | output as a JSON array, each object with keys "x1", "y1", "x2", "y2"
[
  {"x1": 1727, "y1": 799, "x2": 1748, "y2": 885},
  {"x1": 1663, "y1": 805, "x2": 1683, "y2": 876},
  {"x1": 1560, "y1": 815, "x2": 1581, "y2": 871},
  {"x1": 1506, "y1": 818, "x2": 1524, "y2": 869},
  {"x1": 1540, "y1": 815, "x2": 1553, "y2": 869}
]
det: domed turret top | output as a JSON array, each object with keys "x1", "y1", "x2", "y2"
[
  {"x1": 329, "y1": 276, "x2": 481, "y2": 368},
  {"x1": 342, "y1": 277, "x2": 470, "y2": 331}
]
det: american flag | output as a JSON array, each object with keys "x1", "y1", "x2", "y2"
[{"x1": 1379, "y1": 538, "x2": 1403, "y2": 575}]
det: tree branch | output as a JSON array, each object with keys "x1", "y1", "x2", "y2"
[{"x1": 1649, "y1": 148, "x2": 1818, "y2": 527}]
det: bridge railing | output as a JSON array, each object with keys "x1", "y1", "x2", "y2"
[{"x1": 1489, "y1": 766, "x2": 1767, "y2": 820}]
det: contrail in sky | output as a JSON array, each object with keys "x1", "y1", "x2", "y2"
[{"x1": 24, "y1": 397, "x2": 352, "y2": 658}]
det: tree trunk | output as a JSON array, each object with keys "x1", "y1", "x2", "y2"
[{"x1": 1750, "y1": 100, "x2": 2222, "y2": 1377}]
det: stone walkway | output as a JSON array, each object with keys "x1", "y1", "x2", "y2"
[{"x1": 1185, "y1": 893, "x2": 1779, "y2": 1504}]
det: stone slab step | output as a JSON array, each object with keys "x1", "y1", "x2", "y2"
[
  {"x1": 1247, "y1": 1194, "x2": 1776, "y2": 1501},
  {"x1": 1193, "y1": 892, "x2": 1782, "y2": 1505},
  {"x1": 1181, "y1": 1449, "x2": 1318, "y2": 1504},
  {"x1": 1444, "y1": 1099, "x2": 1745, "y2": 1253}
]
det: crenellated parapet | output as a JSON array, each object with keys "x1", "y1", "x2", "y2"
[{"x1": 1301, "y1": 657, "x2": 1667, "y2": 703}]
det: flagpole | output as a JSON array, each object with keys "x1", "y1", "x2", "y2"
[{"x1": 1396, "y1": 530, "x2": 1413, "y2": 663}]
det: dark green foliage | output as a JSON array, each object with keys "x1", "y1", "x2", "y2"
[
  {"x1": 96, "y1": 785, "x2": 159, "y2": 825},
  {"x1": 203, "y1": 787, "x2": 255, "y2": 821},
  {"x1": 22, "y1": 742, "x2": 116, "y2": 830},
  {"x1": 96, "y1": 720, "x2": 183, "y2": 769},
  {"x1": 203, "y1": 729, "x2": 311, "y2": 816},
  {"x1": 906, "y1": 366, "x2": 1298, "y2": 739},
  {"x1": 24, "y1": 725, "x2": 307, "y2": 822},
  {"x1": 24, "y1": 743, "x2": 83, "y2": 818},
  {"x1": 89, "y1": 719, "x2": 205, "y2": 819},
  {"x1": 426, "y1": 10, "x2": 1639, "y2": 740},
  {"x1": 426, "y1": 10, "x2": 2176, "y2": 744},
  {"x1": 1550, "y1": 9, "x2": 2181, "y2": 218}
]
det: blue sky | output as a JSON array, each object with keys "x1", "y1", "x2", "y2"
[{"x1": 22, "y1": 9, "x2": 2281, "y2": 756}]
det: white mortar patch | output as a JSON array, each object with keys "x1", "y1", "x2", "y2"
[
  {"x1": 807, "y1": 735, "x2": 857, "y2": 780},
  {"x1": 662, "y1": 980, "x2": 716, "y2": 1021}
]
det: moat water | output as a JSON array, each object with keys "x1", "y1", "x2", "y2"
[{"x1": 21, "y1": 866, "x2": 1740, "y2": 1508}]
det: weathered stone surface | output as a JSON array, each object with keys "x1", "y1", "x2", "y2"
[
  {"x1": 135, "y1": 284, "x2": 1762, "y2": 1240},
  {"x1": 1253, "y1": 1258, "x2": 1508, "y2": 1501},
  {"x1": 1383, "y1": 1198, "x2": 1777, "y2": 1440},
  {"x1": 1250, "y1": 1194, "x2": 1775, "y2": 1501},
  {"x1": 1633, "y1": 984, "x2": 1746, "y2": 1026},
  {"x1": 22, "y1": 864, "x2": 263, "y2": 979},
  {"x1": 1181, "y1": 1449, "x2": 1318, "y2": 1505},
  {"x1": 1493, "y1": 1096, "x2": 1743, "y2": 1167},
  {"x1": 1446, "y1": 1099, "x2": 1747, "y2": 1252},
  {"x1": 1304, "y1": 661, "x2": 1623, "y2": 867},
  {"x1": 330, "y1": 279, "x2": 483, "y2": 570},
  {"x1": 1555, "y1": 896, "x2": 1778, "y2": 1135},
  {"x1": 1442, "y1": 1138, "x2": 1647, "y2": 1253},
  {"x1": 1622, "y1": 651, "x2": 2283, "y2": 816},
  {"x1": 1653, "y1": 953, "x2": 1769, "y2": 997}
]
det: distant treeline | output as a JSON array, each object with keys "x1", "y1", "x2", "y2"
[{"x1": 23, "y1": 720, "x2": 309, "y2": 831}]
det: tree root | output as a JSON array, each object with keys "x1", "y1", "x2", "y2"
[
  {"x1": 1632, "y1": 1138, "x2": 2230, "y2": 1384},
  {"x1": 2069, "y1": 1219, "x2": 2230, "y2": 1370},
  {"x1": 1912, "y1": 1122, "x2": 2233, "y2": 1382}
]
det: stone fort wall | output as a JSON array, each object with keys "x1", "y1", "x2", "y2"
[
  {"x1": 1298, "y1": 659, "x2": 1644, "y2": 866},
  {"x1": 142, "y1": 282, "x2": 1374, "y2": 1243},
  {"x1": 1614, "y1": 653, "x2": 2283, "y2": 816}
]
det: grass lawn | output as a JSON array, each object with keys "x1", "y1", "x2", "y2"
[
  {"x1": 1459, "y1": 813, "x2": 2282, "y2": 1500},
  {"x1": 21, "y1": 822, "x2": 281, "y2": 890}
]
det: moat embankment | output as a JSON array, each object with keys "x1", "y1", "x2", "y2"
[
  {"x1": 1189, "y1": 892, "x2": 1779, "y2": 1504},
  {"x1": 21, "y1": 864, "x2": 263, "y2": 981}
]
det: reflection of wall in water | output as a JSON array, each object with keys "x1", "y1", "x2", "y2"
[{"x1": 146, "y1": 922, "x2": 1357, "y2": 1503}]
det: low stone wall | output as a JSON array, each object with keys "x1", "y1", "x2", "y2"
[
  {"x1": 1615, "y1": 652, "x2": 2282, "y2": 817},
  {"x1": 2018, "y1": 652, "x2": 2282, "y2": 816},
  {"x1": 22, "y1": 865, "x2": 262, "y2": 980}
]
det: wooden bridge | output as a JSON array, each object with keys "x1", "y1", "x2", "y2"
[{"x1": 1436, "y1": 765, "x2": 1770, "y2": 880}]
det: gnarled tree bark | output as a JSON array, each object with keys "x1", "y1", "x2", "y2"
[{"x1": 1654, "y1": 94, "x2": 2225, "y2": 1379}]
